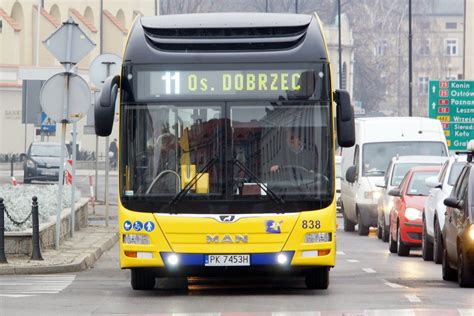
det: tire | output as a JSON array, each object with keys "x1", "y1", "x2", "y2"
[
  {"x1": 458, "y1": 246, "x2": 474, "y2": 288},
  {"x1": 377, "y1": 220, "x2": 383, "y2": 239},
  {"x1": 131, "y1": 269, "x2": 155, "y2": 290},
  {"x1": 389, "y1": 224, "x2": 397, "y2": 253},
  {"x1": 433, "y1": 220, "x2": 443, "y2": 264},
  {"x1": 305, "y1": 267, "x2": 329, "y2": 290},
  {"x1": 442, "y1": 248, "x2": 457, "y2": 282},
  {"x1": 422, "y1": 221, "x2": 434, "y2": 261},
  {"x1": 357, "y1": 210, "x2": 369, "y2": 236},
  {"x1": 382, "y1": 215, "x2": 390, "y2": 243},
  {"x1": 397, "y1": 225, "x2": 410, "y2": 257},
  {"x1": 343, "y1": 205, "x2": 355, "y2": 232}
]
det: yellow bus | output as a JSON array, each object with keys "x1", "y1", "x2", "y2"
[{"x1": 95, "y1": 12, "x2": 355, "y2": 290}]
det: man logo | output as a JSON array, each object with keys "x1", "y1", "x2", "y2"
[
  {"x1": 206, "y1": 234, "x2": 248, "y2": 243},
  {"x1": 219, "y1": 215, "x2": 235, "y2": 222}
]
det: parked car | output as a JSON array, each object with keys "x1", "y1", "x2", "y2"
[
  {"x1": 442, "y1": 141, "x2": 474, "y2": 287},
  {"x1": 376, "y1": 155, "x2": 447, "y2": 242},
  {"x1": 422, "y1": 155, "x2": 467, "y2": 263},
  {"x1": 341, "y1": 117, "x2": 448, "y2": 236},
  {"x1": 388, "y1": 165, "x2": 441, "y2": 256},
  {"x1": 22, "y1": 142, "x2": 68, "y2": 183}
]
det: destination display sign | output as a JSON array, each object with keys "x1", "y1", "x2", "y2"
[
  {"x1": 428, "y1": 80, "x2": 474, "y2": 150},
  {"x1": 136, "y1": 69, "x2": 321, "y2": 100}
]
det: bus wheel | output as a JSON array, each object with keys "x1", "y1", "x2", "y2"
[
  {"x1": 131, "y1": 269, "x2": 156, "y2": 290},
  {"x1": 305, "y1": 267, "x2": 329, "y2": 290}
]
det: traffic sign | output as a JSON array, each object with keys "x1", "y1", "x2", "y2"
[
  {"x1": 40, "y1": 72, "x2": 91, "y2": 123},
  {"x1": 40, "y1": 112, "x2": 56, "y2": 134},
  {"x1": 89, "y1": 54, "x2": 121, "y2": 89},
  {"x1": 428, "y1": 80, "x2": 474, "y2": 150}
]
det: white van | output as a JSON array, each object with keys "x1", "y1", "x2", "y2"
[{"x1": 340, "y1": 117, "x2": 448, "y2": 235}]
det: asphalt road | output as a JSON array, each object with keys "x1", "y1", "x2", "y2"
[{"x1": 1, "y1": 218, "x2": 473, "y2": 315}]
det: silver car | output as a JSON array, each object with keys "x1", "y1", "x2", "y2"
[{"x1": 422, "y1": 155, "x2": 466, "y2": 263}]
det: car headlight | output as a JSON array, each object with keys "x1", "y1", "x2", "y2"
[
  {"x1": 26, "y1": 160, "x2": 35, "y2": 168},
  {"x1": 364, "y1": 191, "x2": 381, "y2": 200},
  {"x1": 404, "y1": 208, "x2": 422, "y2": 221},
  {"x1": 305, "y1": 232, "x2": 332, "y2": 243},
  {"x1": 123, "y1": 234, "x2": 150, "y2": 245},
  {"x1": 469, "y1": 225, "x2": 474, "y2": 240}
]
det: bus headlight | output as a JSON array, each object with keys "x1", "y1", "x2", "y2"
[
  {"x1": 404, "y1": 208, "x2": 422, "y2": 221},
  {"x1": 305, "y1": 232, "x2": 332, "y2": 243},
  {"x1": 167, "y1": 254, "x2": 179, "y2": 266},
  {"x1": 469, "y1": 225, "x2": 474, "y2": 240},
  {"x1": 277, "y1": 253, "x2": 288, "y2": 265},
  {"x1": 123, "y1": 234, "x2": 150, "y2": 245}
]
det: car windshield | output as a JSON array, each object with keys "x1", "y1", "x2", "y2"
[
  {"x1": 447, "y1": 162, "x2": 465, "y2": 186},
  {"x1": 30, "y1": 144, "x2": 62, "y2": 157},
  {"x1": 407, "y1": 171, "x2": 439, "y2": 196},
  {"x1": 362, "y1": 142, "x2": 447, "y2": 176},
  {"x1": 120, "y1": 103, "x2": 332, "y2": 213},
  {"x1": 391, "y1": 163, "x2": 438, "y2": 186}
]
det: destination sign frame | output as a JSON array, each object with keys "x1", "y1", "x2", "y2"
[{"x1": 428, "y1": 80, "x2": 474, "y2": 150}]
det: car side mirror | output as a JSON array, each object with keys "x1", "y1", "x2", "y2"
[
  {"x1": 375, "y1": 179, "x2": 387, "y2": 189},
  {"x1": 388, "y1": 188, "x2": 401, "y2": 197},
  {"x1": 444, "y1": 197, "x2": 464, "y2": 209},
  {"x1": 345, "y1": 165, "x2": 357, "y2": 183},
  {"x1": 334, "y1": 89, "x2": 355, "y2": 148},
  {"x1": 19, "y1": 153, "x2": 28, "y2": 162},
  {"x1": 95, "y1": 75, "x2": 120, "y2": 137},
  {"x1": 425, "y1": 176, "x2": 441, "y2": 189}
]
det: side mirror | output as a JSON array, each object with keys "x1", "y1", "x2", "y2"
[
  {"x1": 19, "y1": 153, "x2": 27, "y2": 162},
  {"x1": 375, "y1": 180, "x2": 387, "y2": 189},
  {"x1": 95, "y1": 75, "x2": 120, "y2": 137},
  {"x1": 334, "y1": 89, "x2": 355, "y2": 148},
  {"x1": 345, "y1": 165, "x2": 357, "y2": 183},
  {"x1": 388, "y1": 188, "x2": 401, "y2": 197},
  {"x1": 425, "y1": 176, "x2": 441, "y2": 189},
  {"x1": 444, "y1": 197, "x2": 464, "y2": 209}
]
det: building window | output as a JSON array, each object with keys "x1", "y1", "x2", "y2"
[
  {"x1": 419, "y1": 39, "x2": 430, "y2": 56},
  {"x1": 445, "y1": 39, "x2": 458, "y2": 56},
  {"x1": 446, "y1": 75, "x2": 457, "y2": 81},
  {"x1": 445, "y1": 22, "x2": 457, "y2": 29},
  {"x1": 418, "y1": 76, "x2": 429, "y2": 95},
  {"x1": 375, "y1": 40, "x2": 388, "y2": 56}
]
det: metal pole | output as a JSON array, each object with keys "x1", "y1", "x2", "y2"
[
  {"x1": 31, "y1": 196, "x2": 43, "y2": 261},
  {"x1": 95, "y1": 134, "x2": 99, "y2": 206},
  {"x1": 295, "y1": 0, "x2": 298, "y2": 13},
  {"x1": 55, "y1": 123, "x2": 67, "y2": 249},
  {"x1": 266, "y1": 0, "x2": 268, "y2": 12},
  {"x1": 0, "y1": 198, "x2": 7, "y2": 263},
  {"x1": 105, "y1": 136, "x2": 110, "y2": 227},
  {"x1": 155, "y1": 0, "x2": 158, "y2": 15},
  {"x1": 408, "y1": 0, "x2": 413, "y2": 116},
  {"x1": 338, "y1": 0, "x2": 342, "y2": 89},
  {"x1": 35, "y1": 0, "x2": 41, "y2": 67},
  {"x1": 70, "y1": 123, "x2": 77, "y2": 237},
  {"x1": 100, "y1": 0, "x2": 103, "y2": 54}
]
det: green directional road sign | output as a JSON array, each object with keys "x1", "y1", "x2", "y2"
[{"x1": 428, "y1": 80, "x2": 474, "y2": 150}]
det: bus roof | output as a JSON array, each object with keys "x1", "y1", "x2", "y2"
[{"x1": 124, "y1": 13, "x2": 328, "y2": 64}]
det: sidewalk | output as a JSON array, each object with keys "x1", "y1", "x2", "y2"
[{"x1": 0, "y1": 204, "x2": 119, "y2": 275}]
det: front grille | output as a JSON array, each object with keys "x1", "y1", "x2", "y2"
[{"x1": 143, "y1": 24, "x2": 308, "y2": 52}]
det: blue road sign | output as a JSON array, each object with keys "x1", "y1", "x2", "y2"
[{"x1": 40, "y1": 112, "x2": 56, "y2": 133}]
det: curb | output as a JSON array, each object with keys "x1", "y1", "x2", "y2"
[{"x1": 0, "y1": 232, "x2": 119, "y2": 275}]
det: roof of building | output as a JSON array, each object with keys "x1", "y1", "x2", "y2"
[
  {"x1": 33, "y1": 5, "x2": 60, "y2": 28},
  {"x1": 0, "y1": 8, "x2": 21, "y2": 31},
  {"x1": 70, "y1": 9, "x2": 97, "y2": 33},
  {"x1": 103, "y1": 10, "x2": 127, "y2": 34}
]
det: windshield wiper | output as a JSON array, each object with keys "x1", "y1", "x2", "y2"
[
  {"x1": 169, "y1": 157, "x2": 218, "y2": 206},
  {"x1": 233, "y1": 158, "x2": 285, "y2": 205}
]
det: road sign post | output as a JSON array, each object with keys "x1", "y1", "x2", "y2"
[
  {"x1": 42, "y1": 18, "x2": 95, "y2": 249},
  {"x1": 428, "y1": 80, "x2": 474, "y2": 150}
]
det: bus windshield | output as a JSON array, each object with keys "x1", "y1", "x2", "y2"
[{"x1": 121, "y1": 102, "x2": 332, "y2": 213}]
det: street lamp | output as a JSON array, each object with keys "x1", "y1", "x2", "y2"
[
  {"x1": 408, "y1": 0, "x2": 413, "y2": 116},
  {"x1": 338, "y1": 0, "x2": 342, "y2": 89}
]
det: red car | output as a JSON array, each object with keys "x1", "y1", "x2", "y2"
[{"x1": 388, "y1": 165, "x2": 441, "y2": 256}]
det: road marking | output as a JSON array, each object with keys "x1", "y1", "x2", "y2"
[
  {"x1": 362, "y1": 268, "x2": 376, "y2": 273},
  {"x1": 347, "y1": 259, "x2": 359, "y2": 263},
  {"x1": 336, "y1": 251, "x2": 346, "y2": 255},
  {"x1": 405, "y1": 294, "x2": 422, "y2": 303},
  {"x1": 0, "y1": 274, "x2": 75, "y2": 297},
  {"x1": 384, "y1": 281, "x2": 405, "y2": 288}
]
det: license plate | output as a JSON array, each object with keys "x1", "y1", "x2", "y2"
[
  {"x1": 42, "y1": 170, "x2": 56, "y2": 176},
  {"x1": 205, "y1": 254, "x2": 250, "y2": 266}
]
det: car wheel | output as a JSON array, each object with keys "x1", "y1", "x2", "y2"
[
  {"x1": 442, "y1": 248, "x2": 457, "y2": 282},
  {"x1": 458, "y1": 246, "x2": 474, "y2": 288},
  {"x1": 397, "y1": 224, "x2": 410, "y2": 257},
  {"x1": 433, "y1": 219, "x2": 443, "y2": 264},
  {"x1": 305, "y1": 267, "x2": 329, "y2": 290},
  {"x1": 357, "y1": 210, "x2": 369, "y2": 236},
  {"x1": 343, "y1": 204, "x2": 355, "y2": 232},
  {"x1": 422, "y1": 221, "x2": 434, "y2": 261},
  {"x1": 389, "y1": 223, "x2": 397, "y2": 253},
  {"x1": 131, "y1": 269, "x2": 155, "y2": 290},
  {"x1": 382, "y1": 215, "x2": 390, "y2": 242}
]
